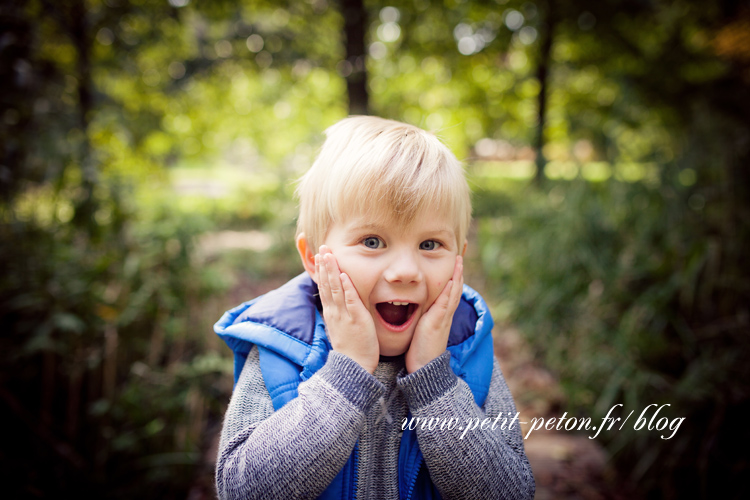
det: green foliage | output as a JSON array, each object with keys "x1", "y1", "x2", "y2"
[
  {"x1": 480, "y1": 174, "x2": 750, "y2": 496},
  {"x1": 0, "y1": 179, "x2": 233, "y2": 497}
]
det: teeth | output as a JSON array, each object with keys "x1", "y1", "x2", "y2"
[{"x1": 387, "y1": 301, "x2": 410, "y2": 306}]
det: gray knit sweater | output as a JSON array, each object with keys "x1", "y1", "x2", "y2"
[{"x1": 216, "y1": 346, "x2": 535, "y2": 500}]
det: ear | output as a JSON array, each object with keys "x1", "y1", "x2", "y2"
[
  {"x1": 296, "y1": 233, "x2": 318, "y2": 283},
  {"x1": 461, "y1": 239, "x2": 468, "y2": 257}
]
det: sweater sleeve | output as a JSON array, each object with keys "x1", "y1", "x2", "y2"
[
  {"x1": 216, "y1": 346, "x2": 386, "y2": 500},
  {"x1": 396, "y1": 351, "x2": 536, "y2": 500}
]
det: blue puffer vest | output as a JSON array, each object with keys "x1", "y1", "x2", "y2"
[{"x1": 214, "y1": 273, "x2": 495, "y2": 500}]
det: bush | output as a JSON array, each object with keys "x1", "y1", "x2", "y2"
[
  {"x1": 0, "y1": 183, "x2": 232, "y2": 499},
  {"x1": 480, "y1": 178, "x2": 750, "y2": 498}
]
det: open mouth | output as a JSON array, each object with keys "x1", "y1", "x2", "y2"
[{"x1": 375, "y1": 301, "x2": 418, "y2": 328}]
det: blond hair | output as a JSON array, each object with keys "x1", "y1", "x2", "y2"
[{"x1": 295, "y1": 116, "x2": 471, "y2": 251}]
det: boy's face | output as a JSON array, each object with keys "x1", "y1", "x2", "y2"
[{"x1": 317, "y1": 209, "x2": 465, "y2": 356}]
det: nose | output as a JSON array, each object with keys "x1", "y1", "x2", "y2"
[{"x1": 383, "y1": 248, "x2": 422, "y2": 284}]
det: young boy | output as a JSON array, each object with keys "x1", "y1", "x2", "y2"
[{"x1": 214, "y1": 116, "x2": 535, "y2": 499}]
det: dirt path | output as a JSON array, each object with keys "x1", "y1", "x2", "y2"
[{"x1": 494, "y1": 327, "x2": 632, "y2": 499}]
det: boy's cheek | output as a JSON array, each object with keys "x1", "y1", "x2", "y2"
[
  {"x1": 436, "y1": 263, "x2": 458, "y2": 289},
  {"x1": 425, "y1": 266, "x2": 457, "y2": 306},
  {"x1": 342, "y1": 272, "x2": 368, "y2": 302}
]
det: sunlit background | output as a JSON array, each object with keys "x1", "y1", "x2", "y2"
[{"x1": 1, "y1": 0, "x2": 749, "y2": 498}]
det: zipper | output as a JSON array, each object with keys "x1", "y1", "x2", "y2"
[
  {"x1": 404, "y1": 457, "x2": 422, "y2": 500},
  {"x1": 351, "y1": 441, "x2": 359, "y2": 499}
]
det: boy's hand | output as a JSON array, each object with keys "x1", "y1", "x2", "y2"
[
  {"x1": 316, "y1": 246, "x2": 380, "y2": 373},
  {"x1": 405, "y1": 255, "x2": 463, "y2": 373}
]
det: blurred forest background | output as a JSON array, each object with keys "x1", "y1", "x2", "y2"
[{"x1": 1, "y1": 0, "x2": 749, "y2": 498}]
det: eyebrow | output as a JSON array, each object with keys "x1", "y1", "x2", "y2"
[
  {"x1": 346, "y1": 222, "x2": 389, "y2": 233},
  {"x1": 426, "y1": 229, "x2": 455, "y2": 238},
  {"x1": 346, "y1": 221, "x2": 455, "y2": 238}
]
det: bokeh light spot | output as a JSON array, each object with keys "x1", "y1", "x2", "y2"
[
  {"x1": 168, "y1": 62, "x2": 186, "y2": 79},
  {"x1": 380, "y1": 6, "x2": 400, "y2": 23},
  {"x1": 369, "y1": 42, "x2": 387, "y2": 59},
  {"x1": 246, "y1": 34, "x2": 264, "y2": 53},
  {"x1": 518, "y1": 26, "x2": 537, "y2": 45},
  {"x1": 678, "y1": 168, "x2": 697, "y2": 186},
  {"x1": 504, "y1": 10, "x2": 524, "y2": 31},
  {"x1": 378, "y1": 22, "x2": 401, "y2": 43}
]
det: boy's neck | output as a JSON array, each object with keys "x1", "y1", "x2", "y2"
[{"x1": 378, "y1": 353, "x2": 405, "y2": 362}]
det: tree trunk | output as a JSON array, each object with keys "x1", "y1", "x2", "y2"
[
  {"x1": 533, "y1": 0, "x2": 556, "y2": 186},
  {"x1": 340, "y1": 0, "x2": 369, "y2": 115},
  {"x1": 69, "y1": 0, "x2": 97, "y2": 232}
]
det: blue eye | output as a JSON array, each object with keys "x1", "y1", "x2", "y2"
[
  {"x1": 362, "y1": 237, "x2": 383, "y2": 249},
  {"x1": 420, "y1": 240, "x2": 440, "y2": 251}
]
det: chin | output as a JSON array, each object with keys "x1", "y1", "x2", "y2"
[
  {"x1": 379, "y1": 338, "x2": 411, "y2": 356},
  {"x1": 377, "y1": 336, "x2": 412, "y2": 357},
  {"x1": 379, "y1": 348, "x2": 408, "y2": 357}
]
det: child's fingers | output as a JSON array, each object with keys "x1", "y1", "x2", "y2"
[
  {"x1": 319, "y1": 245, "x2": 332, "y2": 258},
  {"x1": 437, "y1": 280, "x2": 454, "y2": 313},
  {"x1": 437, "y1": 255, "x2": 464, "y2": 311},
  {"x1": 448, "y1": 256, "x2": 464, "y2": 310},
  {"x1": 452, "y1": 255, "x2": 464, "y2": 283},
  {"x1": 417, "y1": 280, "x2": 453, "y2": 336},
  {"x1": 318, "y1": 248, "x2": 342, "y2": 310},
  {"x1": 316, "y1": 253, "x2": 332, "y2": 308},
  {"x1": 341, "y1": 273, "x2": 358, "y2": 306},
  {"x1": 423, "y1": 255, "x2": 463, "y2": 326},
  {"x1": 323, "y1": 253, "x2": 347, "y2": 311},
  {"x1": 341, "y1": 272, "x2": 367, "y2": 318}
]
